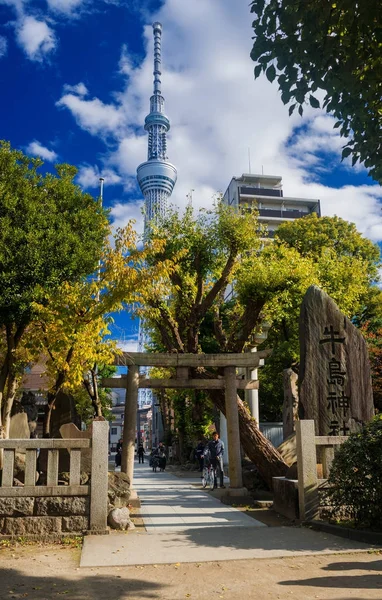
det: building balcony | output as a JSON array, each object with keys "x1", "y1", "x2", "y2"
[
  {"x1": 258, "y1": 209, "x2": 308, "y2": 219},
  {"x1": 240, "y1": 187, "x2": 283, "y2": 198}
]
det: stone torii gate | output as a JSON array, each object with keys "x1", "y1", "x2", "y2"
[{"x1": 103, "y1": 351, "x2": 267, "y2": 499}]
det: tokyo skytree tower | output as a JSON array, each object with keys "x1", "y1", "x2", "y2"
[{"x1": 137, "y1": 22, "x2": 177, "y2": 229}]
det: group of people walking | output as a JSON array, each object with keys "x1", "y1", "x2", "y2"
[
  {"x1": 150, "y1": 441, "x2": 167, "y2": 471},
  {"x1": 114, "y1": 439, "x2": 147, "y2": 467},
  {"x1": 195, "y1": 431, "x2": 225, "y2": 489},
  {"x1": 114, "y1": 439, "x2": 167, "y2": 471},
  {"x1": 114, "y1": 431, "x2": 225, "y2": 489}
]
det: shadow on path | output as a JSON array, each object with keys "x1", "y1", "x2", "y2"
[
  {"x1": 322, "y1": 559, "x2": 382, "y2": 572},
  {"x1": 279, "y1": 557, "x2": 382, "y2": 591},
  {"x1": 0, "y1": 567, "x2": 167, "y2": 599}
]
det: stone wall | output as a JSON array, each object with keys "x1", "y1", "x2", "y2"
[{"x1": 0, "y1": 496, "x2": 89, "y2": 536}]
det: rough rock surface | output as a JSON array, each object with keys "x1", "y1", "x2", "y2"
[
  {"x1": 108, "y1": 471, "x2": 131, "y2": 508},
  {"x1": 242, "y1": 464, "x2": 268, "y2": 491},
  {"x1": 59, "y1": 471, "x2": 90, "y2": 485},
  {"x1": 277, "y1": 433, "x2": 297, "y2": 467},
  {"x1": 282, "y1": 368, "x2": 299, "y2": 439},
  {"x1": 2, "y1": 516, "x2": 62, "y2": 535},
  {"x1": 0, "y1": 497, "x2": 34, "y2": 517},
  {"x1": 9, "y1": 412, "x2": 30, "y2": 440},
  {"x1": 107, "y1": 507, "x2": 131, "y2": 530},
  {"x1": 35, "y1": 497, "x2": 89, "y2": 516},
  {"x1": 62, "y1": 516, "x2": 88, "y2": 532},
  {"x1": 299, "y1": 286, "x2": 374, "y2": 436}
]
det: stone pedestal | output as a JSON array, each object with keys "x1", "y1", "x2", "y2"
[
  {"x1": 272, "y1": 477, "x2": 299, "y2": 520},
  {"x1": 212, "y1": 486, "x2": 250, "y2": 506}
]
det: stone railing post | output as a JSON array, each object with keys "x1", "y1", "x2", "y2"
[
  {"x1": 296, "y1": 419, "x2": 319, "y2": 521},
  {"x1": 90, "y1": 420, "x2": 109, "y2": 533}
]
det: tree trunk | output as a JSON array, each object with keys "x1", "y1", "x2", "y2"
[
  {"x1": 2, "y1": 373, "x2": 18, "y2": 439},
  {"x1": 209, "y1": 388, "x2": 288, "y2": 489},
  {"x1": 90, "y1": 366, "x2": 103, "y2": 417},
  {"x1": 0, "y1": 358, "x2": 10, "y2": 430},
  {"x1": 43, "y1": 393, "x2": 56, "y2": 437},
  {"x1": 0, "y1": 322, "x2": 27, "y2": 431},
  {"x1": 43, "y1": 347, "x2": 74, "y2": 436}
]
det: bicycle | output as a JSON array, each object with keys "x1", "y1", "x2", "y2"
[{"x1": 201, "y1": 462, "x2": 215, "y2": 490}]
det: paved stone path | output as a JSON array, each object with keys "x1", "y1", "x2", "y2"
[
  {"x1": 136, "y1": 464, "x2": 265, "y2": 533},
  {"x1": 80, "y1": 463, "x2": 374, "y2": 567}
]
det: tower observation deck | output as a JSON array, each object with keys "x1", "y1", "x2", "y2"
[{"x1": 137, "y1": 22, "x2": 177, "y2": 230}]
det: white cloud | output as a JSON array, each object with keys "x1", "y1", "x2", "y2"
[
  {"x1": 0, "y1": 35, "x2": 8, "y2": 58},
  {"x1": 57, "y1": 0, "x2": 382, "y2": 244},
  {"x1": 56, "y1": 93, "x2": 124, "y2": 136},
  {"x1": 63, "y1": 82, "x2": 88, "y2": 96},
  {"x1": 119, "y1": 44, "x2": 135, "y2": 76},
  {"x1": 16, "y1": 16, "x2": 56, "y2": 61},
  {"x1": 110, "y1": 199, "x2": 144, "y2": 235},
  {"x1": 77, "y1": 164, "x2": 122, "y2": 189},
  {"x1": 26, "y1": 140, "x2": 58, "y2": 162},
  {"x1": 0, "y1": 0, "x2": 24, "y2": 15},
  {"x1": 46, "y1": 0, "x2": 86, "y2": 14},
  {"x1": 116, "y1": 337, "x2": 139, "y2": 353}
]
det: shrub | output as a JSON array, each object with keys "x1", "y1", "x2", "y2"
[{"x1": 327, "y1": 414, "x2": 382, "y2": 529}]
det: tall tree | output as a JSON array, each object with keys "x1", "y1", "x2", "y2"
[
  {"x1": 257, "y1": 215, "x2": 381, "y2": 420},
  {"x1": 250, "y1": 0, "x2": 382, "y2": 182},
  {"x1": 138, "y1": 205, "x2": 380, "y2": 486},
  {"x1": 0, "y1": 141, "x2": 108, "y2": 437},
  {"x1": 138, "y1": 204, "x2": 290, "y2": 487},
  {"x1": 29, "y1": 223, "x2": 154, "y2": 435}
]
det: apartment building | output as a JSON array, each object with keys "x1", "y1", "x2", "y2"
[{"x1": 223, "y1": 173, "x2": 320, "y2": 238}]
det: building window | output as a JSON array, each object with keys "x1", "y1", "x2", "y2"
[{"x1": 111, "y1": 427, "x2": 118, "y2": 435}]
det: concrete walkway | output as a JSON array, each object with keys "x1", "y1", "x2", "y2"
[
  {"x1": 136, "y1": 464, "x2": 265, "y2": 533},
  {"x1": 80, "y1": 463, "x2": 374, "y2": 568}
]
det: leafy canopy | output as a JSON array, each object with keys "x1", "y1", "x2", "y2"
[
  {"x1": 0, "y1": 140, "x2": 109, "y2": 327},
  {"x1": 138, "y1": 202, "x2": 262, "y2": 353},
  {"x1": 328, "y1": 415, "x2": 382, "y2": 529},
  {"x1": 250, "y1": 0, "x2": 382, "y2": 182}
]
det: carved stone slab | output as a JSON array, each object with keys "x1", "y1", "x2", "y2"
[
  {"x1": 283, "y1": 368, "x2": 299, "y2": 439},
  {"x1": 60, "y1": 423, "x2": 92, "y2": 473},
  {"x1": 9, "y1": 413, "x2": 30, "y2": 440},
  {"x1": 299, "y1": 286, "x2": 374, "y2": 436}
]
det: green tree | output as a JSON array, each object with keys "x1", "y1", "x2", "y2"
[
  {"x1": 30, "y1": 222, "x2": 154, "y2": 435},
  {"x1": 138, "y1": 204, "x2": 293, "y2": 486},
  {"x1": 0, "y1": 141, "x2": 109, "y2": 437},
  {"x1": 358, "y1": 289, "x2": 382, "y2": 413},
  {"x1": 257, "y1": 215, "x2": 381, "y2": 420},
  {"x1": 137, "y1": 205, "x2": 380, "y2": 485},
  {"x1": 250, "y1": 0, "x2": 382, "y2": 182},
  {"x1": 328, "y1": 414, "x2": 382, "y2": 529}
]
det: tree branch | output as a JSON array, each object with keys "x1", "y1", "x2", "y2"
[{"x1": 197, "y1": 251, "x2": 236, "y2": 319}]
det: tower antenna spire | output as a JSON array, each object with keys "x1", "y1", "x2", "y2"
[
  {"x1": 153, "y1": 21, "x2": 162, "y2": 96},
  {"x1": 136, "y1": 22, "x2": 177, "y2": 235}
]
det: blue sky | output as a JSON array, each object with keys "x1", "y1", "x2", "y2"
[{"x1": 1, "y1": 0, "x2": 381, "y2": 349}]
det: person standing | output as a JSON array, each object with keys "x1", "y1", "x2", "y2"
[
  {"x1": 115, "y1": 438, "x2": 123, "y2": 468},
  {"x1": 207, "y1": 431, "x2": 225, "y2": 489},
  {"x1": 138, "y1": 443, "x2": 145, "y2": 464},
  {"x1": 195, "y1": 440, "x2": 205, "y2": 471}
]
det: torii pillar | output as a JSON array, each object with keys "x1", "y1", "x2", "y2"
[{"x1": 121, "y1": 365, "x2": 139, "y2": 495}]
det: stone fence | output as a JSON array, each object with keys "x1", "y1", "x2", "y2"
[
  {"x1": 0, "y1": 420, "x2": 108, "y2": 537},
  {"x1": 296, "y1": 419, "x2": 347, "y2": 521}
]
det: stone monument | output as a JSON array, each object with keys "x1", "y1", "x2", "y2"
[
  {"x1": 299, "y1": 285, "x2": 374, "y2": 436},
  {"x1": 282, "y1": 367, "x2": 299, "y2": 439}
]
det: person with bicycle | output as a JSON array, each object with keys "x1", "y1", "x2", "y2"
[{"x1": 207, "y1": 431, "x2": 225, "y2": 489}]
